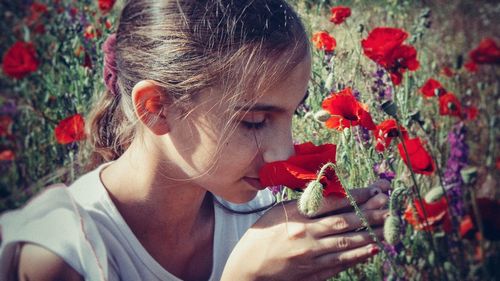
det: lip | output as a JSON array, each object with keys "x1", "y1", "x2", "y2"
[{"x1": 243, "y1": 177, "x2": 266, "y2": 191}]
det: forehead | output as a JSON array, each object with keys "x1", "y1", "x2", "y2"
[{"x1": 238, "y1": 54, "x2": 312, "y2": 110}]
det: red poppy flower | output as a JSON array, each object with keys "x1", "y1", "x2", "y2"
[
  {"x1": 98, "y1": 0, "x2": 116, "y2": 13},
  {"x1": 26, "y1": 2, "x2": 48, "y2": 26},
  {"x1": 465, "y1": 106, "x2": 478, "y2": 120},
  {"x1": 440, "y1": 67, "x2": 454, "y2": 77},
  {"x1": 54, "y1": 114, "x2": 86, "y2": 144},
  {"x1": 0, "y1": 149, "x2": 15, "y2": 161},
  {"x1": 398, "y1": 137, "x2": 435, "y2": 175},
  {"x1": 312, "y1": 31, "x2": 337, "y2": 52},
  {"x1": 0, "y1": 116, "x2": 13, "y2": 137},
  {"x1": 374, "y1": 119, "x2": 408, "y2": 152},
  {"x1": 330, "y1": 6, "x2": 351, "y2": 25},
  {"x1": 420, "y1": 78, "x2": 445, "y2": 98},
  {"x1": 439, "y1": 93, "x2": 462, "y2": 118},
  {"x1": 321, "y1": 88, "x2": 376, "y2": 131},
  {"x1": 464, "y1": 60, "x2": 478, "y2": 73},
  {"x1": 361, "y1": 27, "x2": 419, "y2": 85},
  {"x1": 259, "y1": 142, "x2": 344, "y2": 197},
  {"x1": 83, "y1": 25, "x2": 102, "y2": 40},
  {"x1": 2, "y1": 42, "x2": 39, "y2": 79},
  {"x1": 469, "y1": 38, "x2": 500, "y2": 65},
  {"x1": 403, "y1": 196, "x2": 451, "y2": 232},
  {"x1": 459, "y1": 215, "x2": 475, "y2": 238}
]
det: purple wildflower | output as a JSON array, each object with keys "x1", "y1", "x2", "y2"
[
  {"x1": 0, "y1": 99, "x2": 17, "y2": 115},
  {"x1": 371, "y1": 67, "x2": 393, "y2": 102},
  {"x1": 374, "y1": 160, "x2": 396, "y2": 182},
  {"x1": 267, "y1": 185, "x2": 284, "y2": 196},
  {"x1": 443, "y1": 122, "x2": 468, "y2": 217}
]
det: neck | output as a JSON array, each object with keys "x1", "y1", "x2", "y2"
[{"x1": 100, "y1": 138, "x2": 213, "y2": 240}]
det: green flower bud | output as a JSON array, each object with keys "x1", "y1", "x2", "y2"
[
  {"x1": 424, "y1": 186, "x2": 445, "y2": 203},
  {"x1": 389, "y1": 186, "x2": 407, "y2": 215},
  {"x1": 314, "y1": 109, "x2": 331, "y2": 122},
  {"x1": 324, "y1": 72, "x2": 335, "y2": 90},
  {"x1": 381, "y1": 100, "x2": 398, "y2": 117},
  {"x1": 384, "y1": 215, "x2": 401, "y2": 245},
  {"x1": 298, "y1": 181, "x2": 324, "y2": 217},
  {"x1": 460, "y1": 166, "x2": 478, "y2": 185}
]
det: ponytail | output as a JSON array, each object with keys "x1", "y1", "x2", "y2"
[{"x1": 85, "y1": 89, "x2": 133, "y2": 170}]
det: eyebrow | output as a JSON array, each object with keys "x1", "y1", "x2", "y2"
[{"x1": 235, "y1": 91, "x2": 309, "y2": 113}]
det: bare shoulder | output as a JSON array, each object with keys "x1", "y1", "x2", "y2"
[{"x1": 17, "y1": 243, "x2": 83, "y2": 281}]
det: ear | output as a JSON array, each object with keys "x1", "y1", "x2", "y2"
[{"x1": 132, "y1": 80, "x2": 171, "y2": 135}]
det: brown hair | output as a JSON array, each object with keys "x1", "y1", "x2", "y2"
[{"x1": 86, "y1": 0, "x2": 309, "y2": 170}]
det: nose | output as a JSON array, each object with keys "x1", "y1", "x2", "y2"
[{"x1": 261, "y1": 127, "x2": 295, "y2": 163}]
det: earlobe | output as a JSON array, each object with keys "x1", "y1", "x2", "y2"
[{"x1": 132, "y1": 80, "x2": 171, "y2": 135}]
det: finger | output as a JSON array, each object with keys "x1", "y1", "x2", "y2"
[
  {"x1": 314, "y1": 243, "x2": 379, "y2": 271},
  {"x1": 315, "y1": 187, "x2": 382, "y2": 216},
  {"x1": 315, "y1": 227, "x2": 384, "y2": 255},
  {"x1": 312, "y1": 210, "x2": 388, "y2": 237},
  {"x1": 367, "y1": 179, "x2": 391, "y2": 193},
  {"x1": 310, "y1": 252, "x2": 376, "y2": 281},
  {"x1": 360, "y1": 193, "x2": 389, "y2": 211}
]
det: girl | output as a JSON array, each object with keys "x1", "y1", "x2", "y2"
[{"x1": 0, "y1": 1, "x2": 390, "y2": 280}]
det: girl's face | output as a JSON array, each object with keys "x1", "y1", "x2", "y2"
[{"x1": 160, "y1": 55, "x2": 311, "y2": 203}]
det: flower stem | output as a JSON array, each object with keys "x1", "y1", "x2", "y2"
[{"x1": 317, "y1": 162, "x2": 403, "y2": 279}]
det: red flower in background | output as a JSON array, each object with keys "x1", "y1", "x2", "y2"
[
  {"x1": 439, "y1": 93, "x2": 462, "y2": 117},
  {"x1": 98, "y1": 0, "x2": 116, "y2": 13},
  {"x1": 464, "y1": 61, "x2": 478, "y2": 73},
  {"x1": 54, "y1": 114, "x2": 86, "y2": 144},
  {"x1": 403, "y1": 197, "x2": 452, "y2": 232},
  {"x1": 398, "y1": 137, "x2": 435, "y2": 175},
  {"x1": 441, "y1": 67, "x2": 454, "y2": 77},
  {"x1": 0, "y1": 149, "x2": 15, "y2": 161},
  {"x1": 321, "y1": 88, "x2": 376, "y2": 131},
  {"x1": 465, "y1": 106, "x2": 478, "y2": 120},
  {"x1": 26, "y1": 2, "x2": 48, "y2": 26},
  {"x1": 0, "y1": 116, "x2": 13, "y2": 137},
  {"x1": 259, "y1": 142, "x2": 344, "y2": 197},
  {"x1": 361, "y1": 27, "x2": 419, "y2": 85},
  {"x1": 2, "y1": 42, "x2": 39, "y2": 79},
  {"x1": 330, "y1": 6, "x2": 351, "y2": 25},
  {"x1": 469, "y1": 38, "x2": 500, "y2": 65},
  {"x1": 374, "y1": 119, "x2": 408, "y2": 152},
  {"x1": 312, "y1": 31, "x2": 337, "y2": 52},
  {"x1": 420, "y1": 78, "x2": 445, "y2": 98}
]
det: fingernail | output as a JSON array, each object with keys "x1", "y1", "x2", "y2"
[
  {"x1": 370, "y1": 246, "x2": 380, "y2": 255},
  {"x1": 370, "y1": 188, "x2": 381, "y2": 196}
]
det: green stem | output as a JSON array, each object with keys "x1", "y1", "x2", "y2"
[{"x1": 316, "y1": 162, "x2": 403, "y2": 279}]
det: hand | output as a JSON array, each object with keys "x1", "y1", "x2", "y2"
[{"x1": 221, "y1": 180, "x2": 390, "y2": 281}]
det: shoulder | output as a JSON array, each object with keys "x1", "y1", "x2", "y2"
[{"x1": 18, "y1": 243, "x2": 83, "y2": 281}]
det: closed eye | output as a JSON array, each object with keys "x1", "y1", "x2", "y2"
[{"x1": 241, "y1": 120, "x2": 267, "y2": 130}]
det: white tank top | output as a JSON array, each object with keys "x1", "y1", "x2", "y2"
[{"x1": 0, "y1": 163, "x2": 275, "y2": 281}]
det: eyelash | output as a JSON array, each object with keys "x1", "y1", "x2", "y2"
[{"x1": 241, "y1": 120, "x2": 267, "y2": 130}]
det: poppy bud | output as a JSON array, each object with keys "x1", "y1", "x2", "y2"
[
  {"x1": 389, "y1": 186, "x2": 407, "y2": 215},
  {"x1": 357, "y1": 24, "x2": 364, "y2": 33},
  {"x1": 314, "y1": 109, "x2": 331, "y2": 122},
  {"x1": 384, "y1": 215, "x2": 401, "y2": 245},
  {"x1": 324, "y1": 72, "x2": 335, "y2": 91},
  {"x1": 298, "y1": 180, "x2": 324, "y2": 217},
  {"x1": 460, "y1": 166, "x2": 478, "y2": 185},
  {"x1": 381, "y1": 100, "x2": 398, "y2": 117},
  {"x1": 409, "y1": 110, "x2": 424, "y2": 126},
  {"x1": 424, "y1": 186, "x2": 445, "y2": 203},
  {"x1": 456, "y1": 54, "x2": 463, "y2": 69}
]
